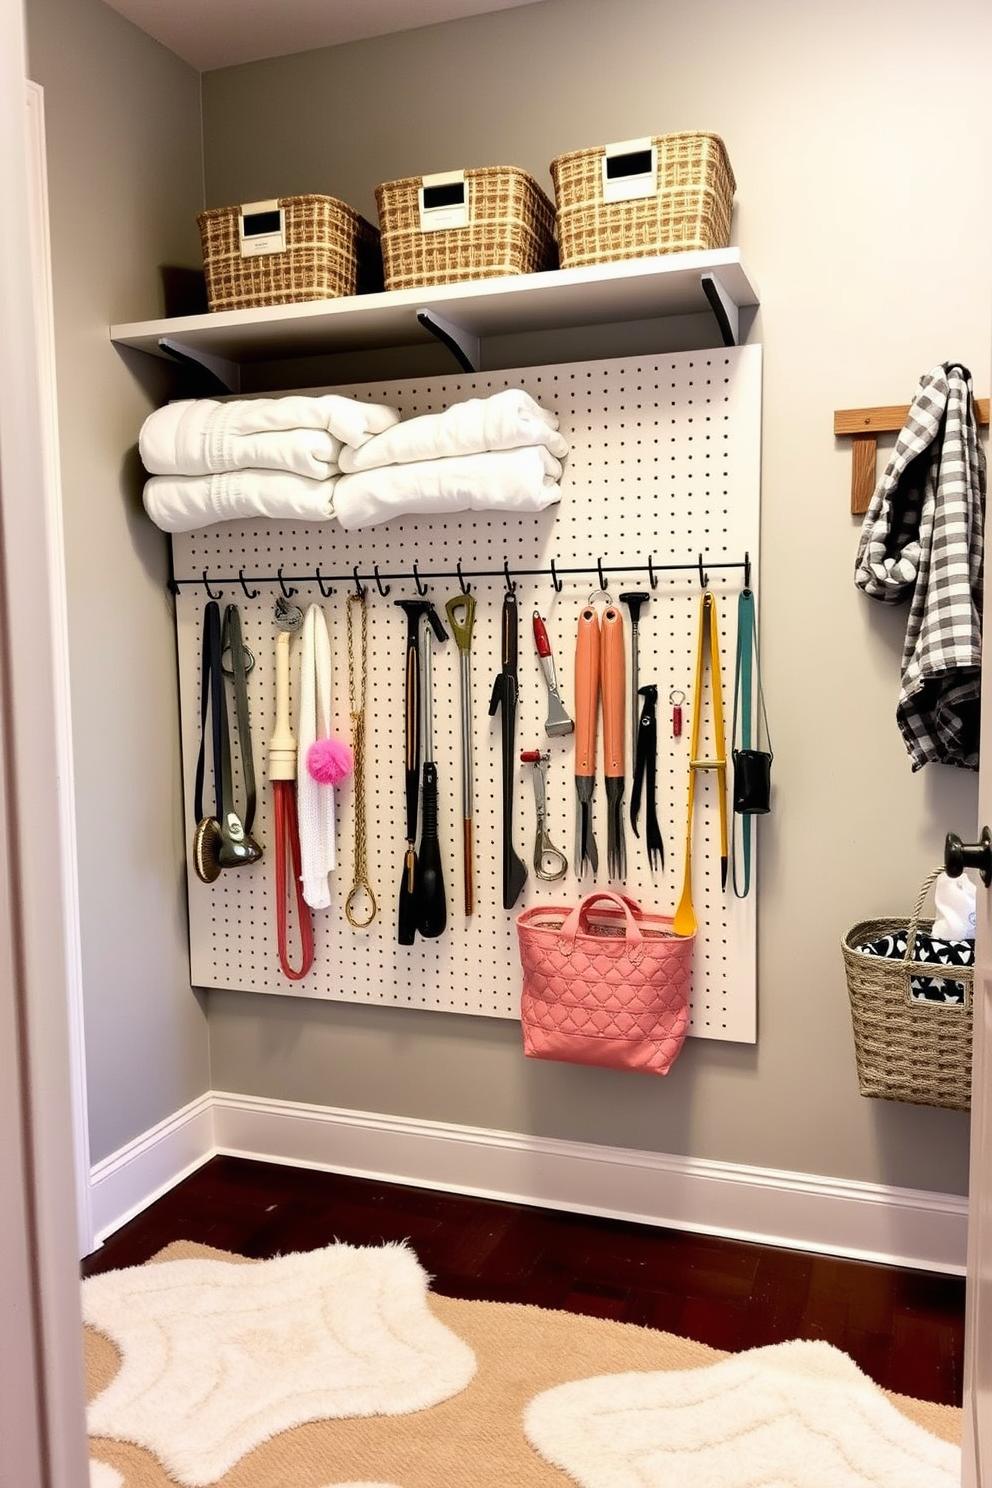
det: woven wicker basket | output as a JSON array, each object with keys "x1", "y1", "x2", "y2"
[
  {"x1": 197, "y1": 194, "x2": 383, "y2": 313},
  {"x1": 841, "y1": 870, "x2": 973, "y2": 1111},
  {"x1": 374, "y1": 166, "x2": 557, "y2": 291},
  {"x1": 550, "y1": 132, "x2": 735, "y2": 270}
]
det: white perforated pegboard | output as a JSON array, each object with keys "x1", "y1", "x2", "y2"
[{"x1": 172, "y1": 345, "x2": 762, "y2": 1041}]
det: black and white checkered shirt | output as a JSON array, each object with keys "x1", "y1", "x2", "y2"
[{"x1": 855, "y1": 364, "x2": 986, "y2": 771}]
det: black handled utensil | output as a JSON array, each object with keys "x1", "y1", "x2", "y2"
[
  {"x1": 631, "y1": 684, "x2": 664, "y2": 872},
  {"x1": 445, "y1": 592, "x2": 477, "y2": 916},
  {"x1": 415, "y1": 603, "x2": 449, "y2": 938},
  {"x1": 619, "y1": 591, "x2": 649, "y2": 775},
  {"x1": 489, "y1": 590, "x2": 528, "y2": 909},
  {"x1": 395, "y1": 598, "x2": 433, "y2": 944}
]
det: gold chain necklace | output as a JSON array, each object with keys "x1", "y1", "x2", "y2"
[{"x1": 344, "y1": 592, "x2": 377, "y2": 927}]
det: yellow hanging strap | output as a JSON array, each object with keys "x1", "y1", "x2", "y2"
[{"x1": 673, "y1": 591, "x2": 728, "y2": 936}]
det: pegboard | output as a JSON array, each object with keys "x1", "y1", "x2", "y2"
[{"x1": 172, "y1": 345, "x2": 762, "y2": 1042}]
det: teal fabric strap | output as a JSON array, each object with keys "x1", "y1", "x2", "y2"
[{"x1": 730, "y1": 590, "x2": 770, "y2": 899}]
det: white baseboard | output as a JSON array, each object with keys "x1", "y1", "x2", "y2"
[
  {"x1": 88, "y1": 1092, "x2": 215, "y2": 1248},
  {"x1": 89, "y1": 1090, "x2": 968, "y2": 1274}
]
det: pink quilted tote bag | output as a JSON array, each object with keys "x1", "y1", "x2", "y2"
[{"x1": 516, "y1": 892, "x2": 694, "y2": 1075}]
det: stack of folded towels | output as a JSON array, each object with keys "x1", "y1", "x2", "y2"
[
  {"x1": 140, "y1": 388, "x2": 569, "y2": 533},
  {"x1": 139, "y1": 394, "x2": 398, "y2": 532}
]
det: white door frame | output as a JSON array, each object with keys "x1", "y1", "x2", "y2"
[
  {"x1": 960, "y1": 392, "x2": 992, "y2": 1483},
  {"x1": 24, "y1": 77, "x2": 94, "y2": 1261},
  {"x1": 0, "y1": 0, "x2": 89, "y2": 1481}
]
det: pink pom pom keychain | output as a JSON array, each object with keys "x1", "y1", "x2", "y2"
[{"x1": 306, "y1": 736, "x2": 354, "y2": 785}]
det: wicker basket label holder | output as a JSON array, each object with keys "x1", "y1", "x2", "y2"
[{"x1": 841, "y1": 868, "x2": 973, "y2": 1111}]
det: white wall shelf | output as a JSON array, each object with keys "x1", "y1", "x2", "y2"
[{"x1": 109, "y1": 248, "x2": 759, "y2": 389}]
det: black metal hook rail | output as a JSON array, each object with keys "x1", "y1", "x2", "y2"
[{"x1": 169, "y1": 552, "x2": 752, "y2": 602}]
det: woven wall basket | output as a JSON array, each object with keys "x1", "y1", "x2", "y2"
[{"x1": 841, "y1": 870, "x2": 973, "y2": 1112}]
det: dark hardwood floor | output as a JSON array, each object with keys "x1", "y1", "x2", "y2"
[{"x1": 81, "y1": 1155, "x2": 966, "y2": 1407}]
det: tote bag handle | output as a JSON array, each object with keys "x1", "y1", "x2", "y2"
[{"x1": 559, "y1": 892, "x2": 644, "y2": 946}]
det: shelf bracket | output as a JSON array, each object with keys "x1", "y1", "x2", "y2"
[
  {"x1": 700, "y1": 271, "x2": 739, "y2": 348},
  {"x1": 416, "y1": 309, "x2": 480, "y2": 374},
  {"x1": 158, "y1": 336, "x2": 241, "y2": 395},
  {"x1": 834, "y1": 398, "x2": 990, "y2": 515}
]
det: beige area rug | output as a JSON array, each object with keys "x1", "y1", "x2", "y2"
[{"x1": 85, "y1": 1241, "x2": 962, "y2": 1488}]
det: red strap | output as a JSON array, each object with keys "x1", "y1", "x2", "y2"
[{"x1": 273, "y1": 782, "x2": 314, "y2": 980}]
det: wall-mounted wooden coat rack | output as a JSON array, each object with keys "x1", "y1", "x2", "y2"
[{"x1": 835, "y1": 398, "x2": 990, "y2": 515}]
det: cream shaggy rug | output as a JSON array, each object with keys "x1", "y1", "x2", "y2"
[
  {"x1": 85, "y1": 1241, "x2": 962, "y2": 1488},
  {"x1": 524, "y1": 1338, "x2": 959, "y2": 1487},
  {"x1": 83, "y1": 1242, "x2": 474, "y2": 1486}
]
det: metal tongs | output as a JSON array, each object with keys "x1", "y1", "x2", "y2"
[{"x1": 521, "y1": 750, "x2": 568, "y2": 880}]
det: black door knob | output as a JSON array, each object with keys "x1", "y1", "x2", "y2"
[{"x1": 944, "y1": 827, "x2": 992, "y2": 886}]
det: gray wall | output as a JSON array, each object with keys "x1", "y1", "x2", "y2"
[
  {"x1": 26, "y1": 0, "x2": 210, "y2": 1162},
  {"x1": 201, "y1": 0, "x2": 992, "y2": 1196},
  {"x1": 24, "y1": 0, "x2": 992, "y2": 1195}
]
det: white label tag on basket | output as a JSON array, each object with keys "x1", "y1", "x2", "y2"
[
  {"x1": 238, "y1": 199, "x2": 286, "y2": 257},
  {"x1": 601, "y1": 138, "x2": 657, "y2": 203},
  {"x1": 418, "y1": 171, "x2": 469, "y2": 232}
]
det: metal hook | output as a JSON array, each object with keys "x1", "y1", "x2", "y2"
[
  {"x1": 698, "y1": 553, "x2": 709, "y2": 589},
  {"x1": 412, "y1": 562, "x2": 429, "y2": 596},
  {"x1": 237, "y1": 569, "x2": 258, "y2": 599},
  {"x1": 647, "y1": 554, "x2": 659, "y2": 590},
  {"x1": 597, "y1": 557, "x2": 608, "y2": 593},
  {"x1": 504, "y1": 559, "x2": 516, "y2": 594},
  {"x1": 373, "y1": 565, "x2": 391, "y2": 598},
  {"x1": 743, "y1": 551, "x2": 751, "y2": 590},
  {"x1": 550, "y1": 557, "x2": 563, "y2": 593},
  {"x1": 351, "y1": 565, "x2": 366, "y2": 600},
  {"x1": 315, "y1": 567, "x2": 334, "y2": 599},
  {"x1": 277, "y1": 568, "x2": 297, "y2": 599},
  {"x1": 202, "y1": 571, "x2": 223, "y2": 600},
  {"x1": 456, "y1": 559, "x2": 471, "y2": 595}
]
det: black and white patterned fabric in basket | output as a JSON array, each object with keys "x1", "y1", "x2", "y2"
[{"x1": 855, "y1": 930, "x2": 973, "y2": 1002}]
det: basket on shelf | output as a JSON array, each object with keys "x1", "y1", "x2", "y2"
[
  {"x1": 374, "y1": 165, "x2": 557, "y2": 291},
  {"x1": 840, "y1": 869, "x2": 973, "y2": 1112},
  {"x1": 196, "y1": 194, "x2": 383, "y2": 313},
  {"x1": 550, "y1": 132, "x2": 735, "y2": 271}
]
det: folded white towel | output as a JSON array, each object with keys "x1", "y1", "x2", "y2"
[
  {"x1": 296, "y1": 606, "x2": 336, "y2": 910},
  {"x1": 338, "y1": 388, "x2": 569, "y2": 472},
  {"x1": 139, "y1": 394, "x2": 401, "y2": 476},
  {"x1": 140, "y1": 400, "x2": 342, "y2": 479},
  {"x1": 333, "y1": 446, "x2": 563, "y2": 530},
  {"x1": 143, "y1": 469, "x2": 335, "y2": 533}
]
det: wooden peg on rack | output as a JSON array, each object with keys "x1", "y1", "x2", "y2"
[{"x1": 835, "y1": 398, "x2": 990, "y2": 516}]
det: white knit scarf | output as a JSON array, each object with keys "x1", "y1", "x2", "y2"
[{"x1": 296, "y1": 604, "x2": 337, "y2": 908}]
